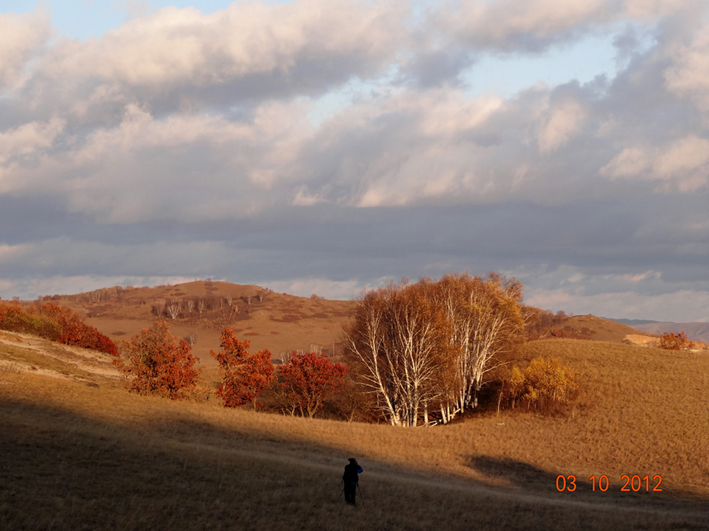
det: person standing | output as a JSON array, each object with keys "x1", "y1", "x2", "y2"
[{"x1": 342, "y1": 458, "x2": 363, "y2": 506}]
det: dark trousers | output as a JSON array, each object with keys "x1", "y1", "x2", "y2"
[{"x1": 344, "y1": 483, "x2": 357, "y2": 505}]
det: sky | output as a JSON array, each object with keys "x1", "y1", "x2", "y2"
[{"x1": 1, "y1": 0, "x2": 709, "y2": 322}]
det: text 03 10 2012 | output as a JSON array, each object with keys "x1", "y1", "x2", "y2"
[{"x1": 555, "y1": 475, "x2": 663, "y2": 492}]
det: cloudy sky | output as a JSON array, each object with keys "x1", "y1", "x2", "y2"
[{"x1": 1, "y1": 0, "x2": 708, "y2": 321}]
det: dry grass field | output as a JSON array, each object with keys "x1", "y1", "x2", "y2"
[{"x1": 1, "y1": 328, "x2": 708, "y2": 530}]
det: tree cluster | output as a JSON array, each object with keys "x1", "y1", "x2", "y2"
[
  {"x1": 209, "y1": 329, "x2": 348, "y2": 417},
  {"x1": 524, "y1": 309, "x2": 571, "y2": 339},
  {"x1": 0, "y1": 301, "x2": 117, "y2": 356},
  {"x1": 42, "y1": 285, "x2": 136, "y2": 303},
  {"x1": 344, "y1": 273, "x2": 525, "y2": 426},
  {"x1": 152, "y1": 295, "x2": 241, "y2": 324}
]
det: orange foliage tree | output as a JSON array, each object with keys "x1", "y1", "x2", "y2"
[
  {"x1": 115, "y1": 321, "x2": 200, "y2": 399},
  {"x1": 211, "y1": 328, "x2": 274, "y2": 407},
  {"x1": 659, "y1": 331, "x2": 693, "y2": 351},
  {"x1": 277, "y1": 352, "x2": 347, "y2": 418}
]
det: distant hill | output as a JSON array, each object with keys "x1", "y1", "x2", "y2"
[
  {"x1": 630, "y1": 321, "x2": 709, "y2": 343},
  {"x1": 604, "y1": 317, "x2": 664, "y2": 326},
  {"x1": 42, "y1": 280, "x2": 357, "y2": 367},
  {"x1": 38, "y1": 283, "x2": 670, "y2": 364},
  {"x1": 548, "y1": 314, "x2": 657, "y2": 343}
]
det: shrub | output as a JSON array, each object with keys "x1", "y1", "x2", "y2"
[
  {"x1": 0, "y1": 302, "x2": 61, "y2": 340},
  {"x1": 0, "y1": 302, "x2": 117, "y2": 356},
  {"x1": 211, "y1": 328, "x2": 274, "y2": 408},
  {"x1": 503, "y1": 357, "x2": 579, "y2": 415},
  {"x1": 659, "y1": 332, "x2": 693, "y2": 351},
  {"x1": 277, "y1": 352, "x2": 347, "y2": 418},
  {"x1": 115, "y1": 321, "x2": 200, "y2": 400}
]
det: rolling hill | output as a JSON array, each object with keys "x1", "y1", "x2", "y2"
[
  {"x1": 553, "y1": 314, "x2": 658, "y2": 343},
  {"x1": 1, "y1": 326, "x2": 708, "y2": 529},
  {"x1": 39, "y1": 281, "x2": 677, "y2": 368},
  {"x1": 44, "y1": 280, "x2": 358, "y2": 367}
]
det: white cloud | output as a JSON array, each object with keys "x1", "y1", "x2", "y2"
[
  {"x1": 2, "y1": 100, "x2": 314, "y2": 222},
  {"x1": 0, "y1": 117, "x2": 65, "y2": 165},
  {"x1": 601, "y1": 136, "x2": 709, "y2": 192},
  {"x1": 437, "y1": 0, "x2": 685, "y2": 53},
  {"x1": 0, "y1": 8, "x2": 51, "y2": 89},
  {"x1": 665, "y1": 24, "x2": 709, "y2": 112},
  {"x1": 23, "y1": 0, "x2": 405, "y2": 117},
  {"x1": 599, "y1": 146, "x2": 649, "y2": 179},
  {"x1": 537, "y1": 98, "x2": 588, "y2": 153}
]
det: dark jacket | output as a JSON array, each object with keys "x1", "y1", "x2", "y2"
[{"x1": 343, "y1": 462, "x2": 363, "y2": 484}]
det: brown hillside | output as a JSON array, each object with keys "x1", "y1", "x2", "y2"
[
  {"x1": 1, "y1": 333, "x2": 708, "y2": 529},
  {"x1": 553, "y1": 314, "x2": 658, "y2": 343},
  {"x1": 45, "y1": 280, "x2": 357, "y2": 367}
]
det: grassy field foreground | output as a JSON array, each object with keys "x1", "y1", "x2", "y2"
[{"x1": 0, "y1": 335, "x2": 708, "y2": 530}]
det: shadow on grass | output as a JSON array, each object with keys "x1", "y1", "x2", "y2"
[
  {"x1": 468, "y1": 455, "x2": 709, "y2": 511},
  {"x1": 470, "y1": 455, "x2": 563, "y2": 493},
  {"x1": 1, "y1": 396, "x2": 707, "y2": 531}
]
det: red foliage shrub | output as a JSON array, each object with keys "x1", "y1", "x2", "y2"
[
  {"x1": 36, "y1": 302, "x2": 117, "y2": 356},
  {"x1": 0, "y1": 301, "x2": 117, "y2": 356},
  {"x1": 115, "y1": 321, "x2": 200, "y2": 400},
  {"x1": 277, "y1": 352, "x2": 347, "y2": 418},
  {"x1": 211, "y1": 328, "x2": 274, "y2": 407},
  {"x1": 659, "y1": 331, "x2": 693, "y2": 351}
]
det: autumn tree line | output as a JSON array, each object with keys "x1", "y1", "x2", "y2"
[
  {"x1": 110, "y1": 273, "x2": 588, "y2": 425},
  {"x1": 113, "y1": 322, "x2": 348, "y2": 419},
  {"x1": 5, "y1": 275, "x2": 695, "y2": 425}
]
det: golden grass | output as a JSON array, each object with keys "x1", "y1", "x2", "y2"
[{"x1": 0, "y1": 337, "x2": 708, "y2": 529}]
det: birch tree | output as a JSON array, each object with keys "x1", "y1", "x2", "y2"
[
  {"x1": 167, "y1": 302, "x2": 181, "y2": 320},
  {"x1": 433, "y1": 273, "x2": 524, "y2": 423},
  {"x1": 345, "y1": 273, "x2": 524, "y2": 426},
  {"x1": 344, "y1": 280, "x2": 450, "y2": 427}
]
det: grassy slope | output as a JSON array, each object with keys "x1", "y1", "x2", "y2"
[{"x1": 1, "y1": 333, "x2": 708, "y2": 529}]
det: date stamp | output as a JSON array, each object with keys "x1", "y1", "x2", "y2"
[{"x1": 556, "y1": 474, "x2": 663, "y2": 492}]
